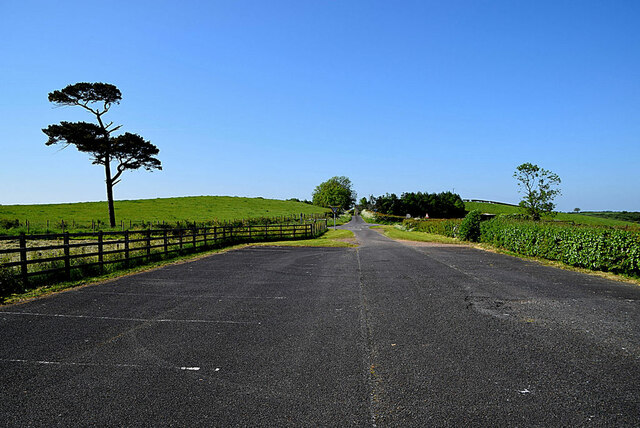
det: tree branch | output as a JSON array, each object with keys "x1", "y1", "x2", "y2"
[{"x1": 111, "y1": 160, "x2": 129, "y2": 184}]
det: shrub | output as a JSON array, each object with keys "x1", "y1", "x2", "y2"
[
  {"x1": 373, "y1": 212, "x2": 407, "y2": 224},
  {"x1": 480, "y1": 217, "x2": 640, "y2": 276},
  {"x1": 459, "y1": 210, "x2": 482, "y2": 242},
  {"x1": 403, "y1": 218, "x2": 461, "y2": 237}
]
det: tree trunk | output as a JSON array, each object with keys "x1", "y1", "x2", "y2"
[{"x1": 105, "y1": 159, "x2": 116, "y2": 227}]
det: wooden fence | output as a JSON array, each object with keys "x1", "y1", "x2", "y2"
[{"x1": 0, "y1": 220, "x2": 328, "y2": 287}]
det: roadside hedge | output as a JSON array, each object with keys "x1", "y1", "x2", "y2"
[
  {"x1": 459, "y1": 210, "x2": 482, "y2": 242},
  {"x1": 373, "y1": 212, "x2": 408, "y2": 224},
  {"x1": 480, "y1": 218, "x2": 640, "y2": 276},
  {"x1": 403, "y1": 218, "x2": 462, "y2": 237}
]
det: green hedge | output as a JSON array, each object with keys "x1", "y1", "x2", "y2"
[
  {"x1": 459, "y1": 210, "x2": 482, "y2": 242},
  {"x1": 481, "y1": 218, "x2": 640, "y2": 276},
  {"x1": 403, "y1": 218, "x2": 462, "y2": 237},
  {"x1": 373, "y1": 212, "x2": 407, "y2": 224}
]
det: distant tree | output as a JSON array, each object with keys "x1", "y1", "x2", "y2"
[
  {"x1": 287, "y1": 198, "x2": 313, "y2": 205},
  {"x1": 370, "y1": 191, "x2": 465, "y2": 218},
  {"x1": 573, "y1": 207, "x2": 581, "y2": 213},
  {"x1": 373, "y1": 193, "x2": 402, "y2": 215},
  {"x1": 43, "y1": 82, "x2": 161, "y2": 227},
  {"x1": 358, "y1": 197, "x2": 369, "y2": 209},
  {"x1": 312, "y1": 176, "x2": 356, "y2": 211},
  {"x1": 513, "y1": 163, "x2": 561, "y2": 221}
]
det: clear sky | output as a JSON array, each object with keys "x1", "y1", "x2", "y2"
[{"x1": 1, "y1": 0, "x2": 638, "y2": 211}]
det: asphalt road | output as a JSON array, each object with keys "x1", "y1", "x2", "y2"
[{"x1": 1, "y1": 215, "x2": 638, "y2": 426}]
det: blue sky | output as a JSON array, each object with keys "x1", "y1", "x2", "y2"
[{"x1": 1, "y1": 0, "x2": 638, "y2": 211}]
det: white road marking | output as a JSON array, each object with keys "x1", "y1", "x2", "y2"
[
  {"x1": 1, "y1": 359, "x2": 216, "y2": 373},
  {"x1": 0, "y1": 311, "x2": 259, "y2": 325}
]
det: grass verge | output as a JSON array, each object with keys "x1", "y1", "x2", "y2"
[
  {"x1": 373, "y1": 225, "x2": 461, "y2": 245},
  {"x1": 360, "y1": 210, "x2": 377, "y2": 224},
  {"x1": 253, "y1": 229, "x2": 356, "y2": 248},
  {"x1": 325, "y1": 213, "x2": 352, "y2": 227}
]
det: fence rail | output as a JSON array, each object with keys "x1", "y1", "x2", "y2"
[{"x1": 0, "y1": 220, "x2": 328, "y2": 287}]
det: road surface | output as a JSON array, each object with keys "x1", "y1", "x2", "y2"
[{"x1": 1, "y1": 216, "x2": 638, "y2": 426}]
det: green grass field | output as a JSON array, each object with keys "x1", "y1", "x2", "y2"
[
  {"x1": 373, "y1": 225, "x2": 461, "y2": 245},
  {"x1": 465, "y1": 202, "x2": 638, "y2": 228},
  {"x1": 0, "y1": 196, "x2": 330, "y2": 234},
  {"x1": 326, "y1": 213, "x2": 353, "y2": 227},
  {"x1": 579, "y1": 211, "x2": 640, "y2": 224},
  {"x1": 255, "y1": 229, "x2": 356, "y2": 248}
]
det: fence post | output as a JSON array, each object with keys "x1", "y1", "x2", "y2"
[
  {"x1": 163, "y1": 230, "x2": 168, "y2": 254},
  {"x1": 124, "y1": 230, "x2": 130, "y2": 268},
  {"x1": 280, "y1": 224, "x2": 283, "y2": 239},
  {"x1": 63, "y1": 232, "x2": 71, "y2": 280},
  {"x1": 192, "y1": 227, "x2": 197, "y2": 252},
  {"x1": 248, "y1": 224, "x2": 252, "y2": 240},
  {"x1": 214, "y1": 226, "x2": 218, "y2": 244},
  {"x1": 98, "y1": 231, "x2": 104, "y2": 273},
  {"x1": 146, "y1": 229, "x2": 151, "y2": 260},
  {"x1": 204, "y1": 227, "x2": 208, "y2": 247},
  {"x1": 19, "y1": 233, "x2": 28, "y2": 287},
  {"x1": 179, "y1": 229, "x2": 183, "y2": 251}
]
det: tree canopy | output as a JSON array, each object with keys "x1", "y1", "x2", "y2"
[
  {"x1": 514, "y1": 162, "x2": 561, "y2": 220},
  {"x1": 369, "y1": 191, "x2": 465, "y2": 218},
  {"x1": 43, "y1": 82, "x2": 161, "y2": 227},
  {"x1": 47, "y1": 82, "x2": 122, "y2": 106},
  {"x1": 312, "y1": 176, "x2": 356, "y2": 211}
]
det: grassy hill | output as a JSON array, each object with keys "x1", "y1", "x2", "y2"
[
  {"x1": 0, "y1": 196, "x2": 329, "y2": 233},
  {"x1": 464, "y1": 201, "x2": 638, "y2": 228},
  {"x1": 579, "y1": 211, "x2": 640, "y2": 224}
]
